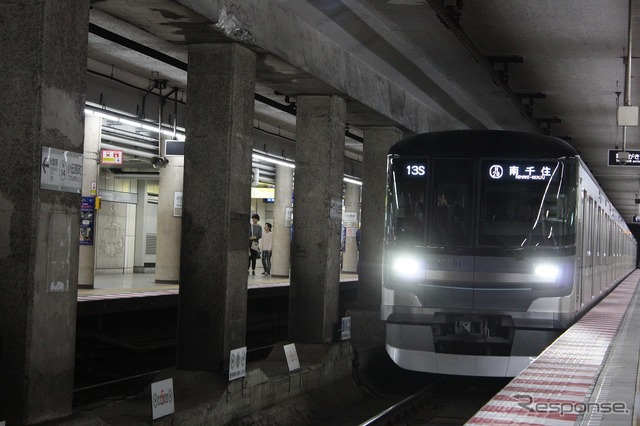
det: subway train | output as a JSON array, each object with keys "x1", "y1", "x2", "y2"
[{"x1": 382, "y1": 130, "x2": 637, "y2": 377}]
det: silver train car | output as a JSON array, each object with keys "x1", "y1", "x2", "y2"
[{"x1": 382, "y1": 130, "x2": 637, "y2": 377}]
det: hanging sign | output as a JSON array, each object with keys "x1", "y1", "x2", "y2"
[
  {"x1": 100, "y1": 149, "x2": 123, "y2": 165},
  {"x1": 608, "y1": 149, "x2": 640, "y2": 166}
]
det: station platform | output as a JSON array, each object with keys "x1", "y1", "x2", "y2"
[
  {"x1": 467, "y1": 270, "x2": 640, "y2": 425},
  {"x1": 78, "y1": 271, "x2": 359, "y2": 301}
]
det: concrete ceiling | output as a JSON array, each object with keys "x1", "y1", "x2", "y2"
[{"x1": 87, "y1": 0, "x2": 640, "y2": 222}]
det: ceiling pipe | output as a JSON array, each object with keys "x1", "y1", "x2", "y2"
[
  {"x1": 101, "y1": 142, "x2": 157, "y2": 159},
  {"x1": 625, "y1": 0, "x2": 633, "y2": 107},
  {"x1": 109, "y1": 170, "x2": 160, "y2": 180},
  {"x1": 101, "y1": 133, "x2": 158, "y2": 152},
  {"x1": 622, "y1": 0, "x2": 633, "y2": 155}
]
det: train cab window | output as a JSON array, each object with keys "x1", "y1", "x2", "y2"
[
  {"x1": 479, "y1": 159, "x2": 577, "y2": 248},
  {"x1": 428, "y1": 158, "x2": 474, "y2": 247},
  {"x1": 386, "y1": 157, "x2": 428, "y2": 245}
]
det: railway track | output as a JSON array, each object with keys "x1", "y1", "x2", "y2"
[{"x1": 358, "y1": 376, "x2": 509, "y2": 426}]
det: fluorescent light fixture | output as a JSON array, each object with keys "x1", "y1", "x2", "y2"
[
  {"x1": 343, "y1": 176, "x2": 363, "y2": 186},
  {"x1": 84, "y1": 108, "x2": 120, "y2": 123},
  {"x1": 252, "y1": 153, "x2": 296, "y2": 168},
  {"x1": 84, "y1": 107, "x2": 186, "y2": 139}
]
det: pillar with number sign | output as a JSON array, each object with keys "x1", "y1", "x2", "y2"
[
  {"x1": 156, "y1": 140, "x2": 184, "y2": 284},
  {"x1": 177, "y1": 43, "x2": 256, "y2": 371},
  {"x1": 288, "y1": 95, "x2": 346, "y2": 343},
  {"x1": 272, "y1": 164, "x2": 294, "y2": 277},
  {"x1": 0, "y1": 0, "x2": 89, "y2": 423}
]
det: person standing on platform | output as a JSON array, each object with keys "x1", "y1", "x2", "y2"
[
  {"x1": 249, "y1": 214, "x2": 262, "y2": 275},
  {"x1": 261, "y1": 223, "x2": 273, "y2": 275}
]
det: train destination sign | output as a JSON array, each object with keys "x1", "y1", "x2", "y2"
[
  {"x1": 608, "y1": 149, "x2": 640, "y2": 166},
  {"x1": 485, "y1": 161, "x2": 557, "y2": 182}
]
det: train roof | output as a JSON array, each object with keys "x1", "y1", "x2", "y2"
[{"x1": 389, "y1": 130, "x2": 579, "y2": 159}]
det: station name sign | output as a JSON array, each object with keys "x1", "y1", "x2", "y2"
[{"x1": 608, "y1": 149, "x2": 640, "y2": 166}]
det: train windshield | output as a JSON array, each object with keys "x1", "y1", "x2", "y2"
[
  {"x1": 386, "y1": 155, "x2": 577, "y2": 249},
  {"x1": 386, "y1": 156, "x2": 475, "y2": 247},
  {"x1": 386, "y1": 157, "x2": 429, "y2": 245},
  {"x1": 479, "y1": 159, "x2": 577, "y2": 248}
]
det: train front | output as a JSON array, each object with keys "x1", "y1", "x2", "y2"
[{"x1": 382, "y1": 153, "x2": 578, "y2": 377}]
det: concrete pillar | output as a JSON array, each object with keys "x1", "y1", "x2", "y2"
[
  {"x1": 289, "y1": 95, "x2": 346, "y2": 343},
  {"x1": 342, "y1": 182, "x2": 361, "y2": 273},
  {"x1": 177, "y1": 43, "x2": 256, "y2": 371},
  {"x1": 155, "y1": 149, "x2": 184, "y2": 283},
  {"x1": 133, "y1": 179, "x2": 149, "y2": 272},
  {"x1": 358, "y1": 127, "x2": 402, "y2": 309},
  {"x1": 78, "y1": 115, "x2": 101, "y2": 288},
  {"x1": 0, "y1": 1, "x2": 88, "y2": 423},
  {"x1": 272, "y1": 164, "x2": 294, "y2": 277}
]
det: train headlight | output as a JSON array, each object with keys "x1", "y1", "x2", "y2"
[
  {"x1": 392, "y1": 256, "x2": 423, "y2": 280},
  {"x1": 534, "y1": 264, "x2": 559, "y2": 282}
]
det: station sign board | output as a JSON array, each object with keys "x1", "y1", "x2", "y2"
[
  {"x1": 608, "y1": 149, "x2": 640, "y2": 166},
  {"x1": 251, "y1": 187, "x2": 275, "y2": 199},
  {"x1": 40, "y1": 147, "x2": 82, "y2": 193}
]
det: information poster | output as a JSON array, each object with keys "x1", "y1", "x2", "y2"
[{"x1": 80, "y1": 197, "x2": 95, "y2": 245}]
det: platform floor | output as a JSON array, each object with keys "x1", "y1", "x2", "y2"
[
  {"x1": 78, "y1": 270, "x2": 358, "y2": 301},
  {"x1": 468, "y1": 270, "x2": 640, "y2": 425}
]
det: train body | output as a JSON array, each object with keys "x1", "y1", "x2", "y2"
[{"x1": 382, "y1": 130, "x2": 637, "y2": 377}]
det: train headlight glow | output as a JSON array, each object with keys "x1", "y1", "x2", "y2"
[
  {"x1": 392, "y1": 256, "x2": 423, "y2": 280},
  {"x1": 534, "y1": 264, "x2": 559, "y2": 281}
]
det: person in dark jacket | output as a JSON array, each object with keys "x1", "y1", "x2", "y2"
[{"x1": 248, "y1": 214, "x2": 262, "y2": 275}]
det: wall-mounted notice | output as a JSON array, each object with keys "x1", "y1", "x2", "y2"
[
  {"x1": 80, "y1": 197, "x2": 95, "y2": 245},
  {"x1": 285, "y1": 206, "x2": 293, "y2": 226},
  {"x1": 284, "y1": 343, "x2": 300, "y2": 371},
  {"x1": 40, "y1": 146, "x2": 82, "y2": 193},
  {"x1": 341, "y1": 316, "x2": 351, "y2": 340},
  {"x1": 173, "y1": 191, "x2": 183, "y2": 217},
  {"x1": 342, "y1": 212, "x2": 358, "y2": 227},
  {"x1": 151, "y1": 378, "x2": 175, "y2": 420},
  {"x1": 330, "y1": 198, "x2": 342, "y2": 220},
  {"x1": 229, "y1": 347, "x2": 247, "y2": 381}
]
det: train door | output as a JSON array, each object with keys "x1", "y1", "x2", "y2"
[
  {"x1": 605, "y1": 216, "x2": 612, "y2": 288},
  {"x1": 594, "y1": 206, "x2": 602, "y2": 295},
  {"x1": 574, "y1": 190, "x2": 584, "y2": 307},
  {"x1": 580, "y1": 195, "x2": 593, "y2": 307}
]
